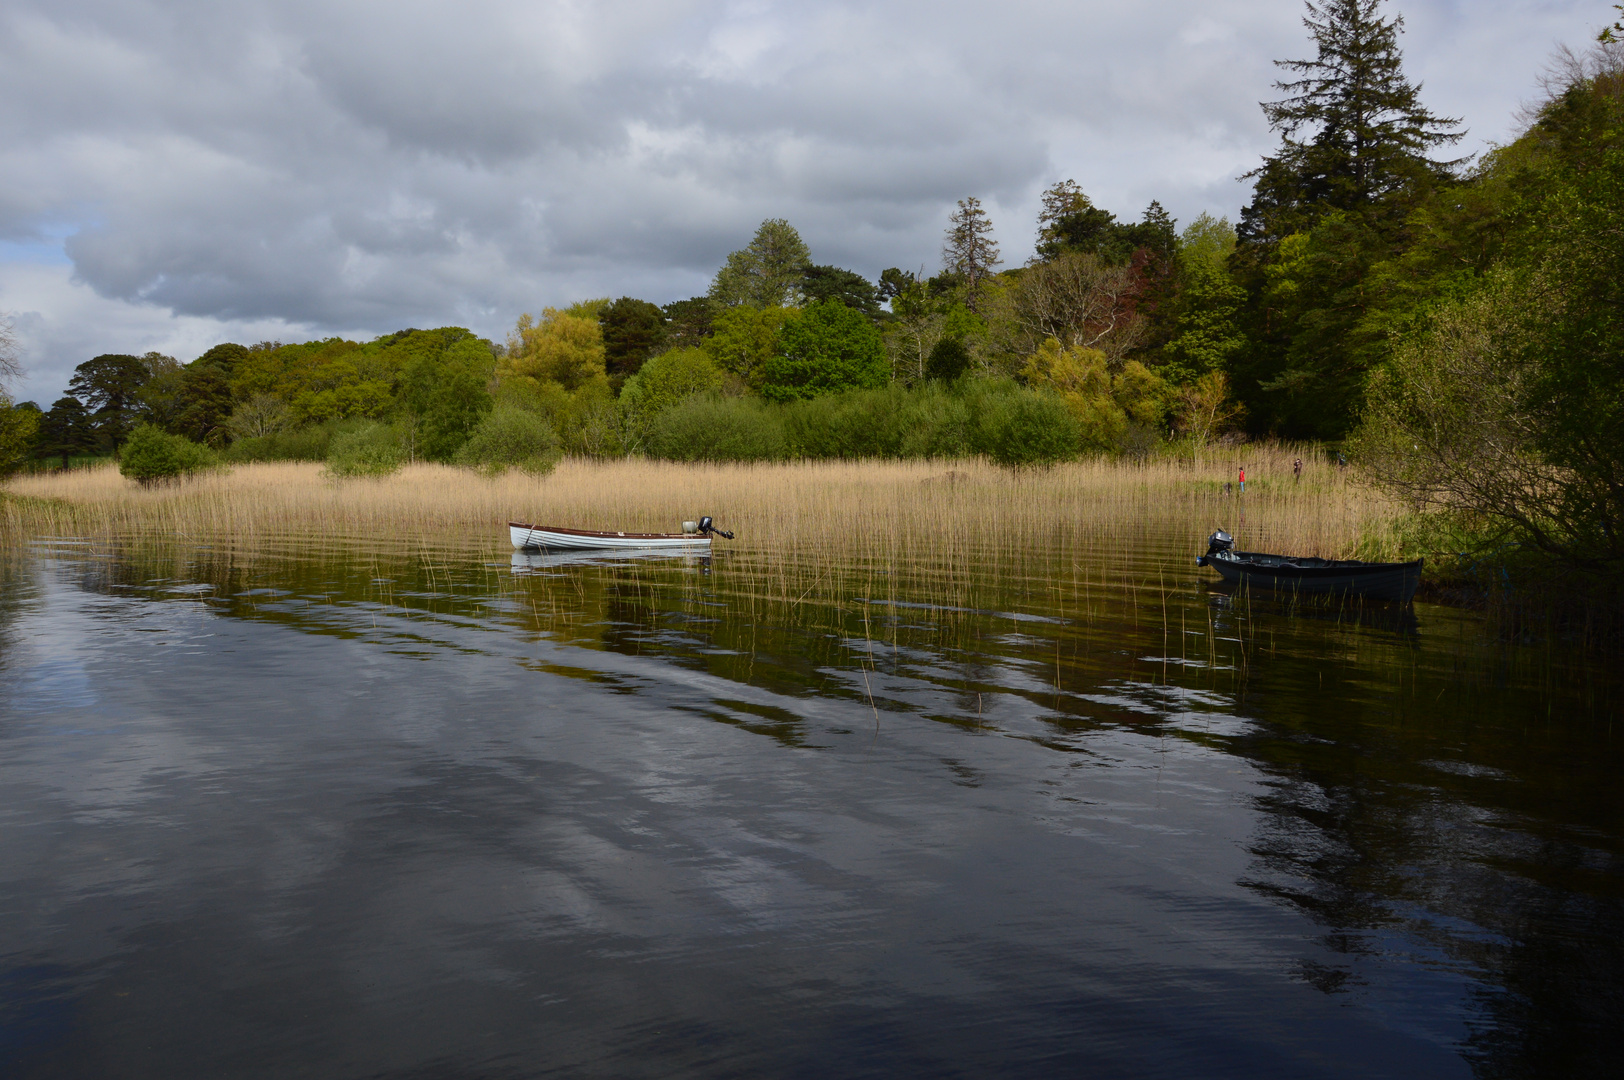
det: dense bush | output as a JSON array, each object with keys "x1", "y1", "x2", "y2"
[
  {"x1": 118, "y1": 424, "x2": 215, "y2": 484},
  {"x1": 970, "y1": 386, "x2": 1080, "y2": 469},
  {"x1": 782, "y1": 383, "x2": 973, "y2": 459},
  {"x1": 221, "y1": 419, "x2": 350, "y2": 463},
  {"x1": 325, "y1": 422, "x2": 406, "y2": 478},
  {"x1": 453, "y1": 405, "x2": 562, "y2": 477},
  {"x1": 622, "y1": 348, "x2": 727, "y2": 421},
  {"x1": 762, "y1": 300, "x2": 888, "y2": 402},
  {"x1": 647, "y1": 395, "x2": 788, "y2": 462},
  {"x1": 641, "y1": 380, "x2": 1083, "y2": 466}
]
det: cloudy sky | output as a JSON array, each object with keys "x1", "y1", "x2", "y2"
[{"x1": 0, "y1": 0, "x2": 1609, "y2": 404}]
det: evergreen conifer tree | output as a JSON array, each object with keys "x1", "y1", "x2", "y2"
[
  {"x1": 1232, "y1": 0, "x2": 1465, "y2": 439},
  {"x1": 1240, "y1": 0, "x2": 1463, "y2": 246},
  {"x1": 942, "y1": 197, "x2": 1002, "y2": 312}
]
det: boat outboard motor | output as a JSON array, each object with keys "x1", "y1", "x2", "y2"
[
  {"x1": 698, "y1": 516, "x2": 735, "y2": 540},
  {"x1": 1197, "y1": 529, "x2": 1234, "y2": 567}
]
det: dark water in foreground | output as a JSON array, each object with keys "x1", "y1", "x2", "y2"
[{"x1": 0, "y1": 532, "x2": 1620, "y2": 1079}]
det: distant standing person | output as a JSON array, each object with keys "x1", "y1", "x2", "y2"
[
  {"x1": 1238, "y1": 466, "x2": 1246, "y2": 494},
  {"x1": 1293, "y1": 458, "x2": 1302, "y2": 482}
]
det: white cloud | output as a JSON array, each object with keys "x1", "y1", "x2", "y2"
[{"x1": 0, "y1": 0, "x2": 1608, "y2": 400}]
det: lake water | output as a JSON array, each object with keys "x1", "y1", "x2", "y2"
[{"x1": 1, "y1": 529, "x2": 1619, "y2": 1078}]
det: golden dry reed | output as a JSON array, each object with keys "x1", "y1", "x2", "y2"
[{"x1": 4, "y1": 446, "x2": 1401, "y2": 567}]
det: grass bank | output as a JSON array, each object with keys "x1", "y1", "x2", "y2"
[{"x1": 4, "y1": 447, "x2": 1399, "y2": 564}]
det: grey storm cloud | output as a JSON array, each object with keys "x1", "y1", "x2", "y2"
[{"x1": 0, "y1": 0, "x2": 1609, "y2": 399}]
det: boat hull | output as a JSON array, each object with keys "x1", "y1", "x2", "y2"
[
  {"x1": 1204, "y1": 553, "x2": 1423, "y2": 603},
  {"x1": 509, "y1": 522, "x2": 712, "y2": 551}
]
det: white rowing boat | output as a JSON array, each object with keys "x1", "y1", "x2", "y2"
[{"x1": 508, "y1": 519, "x2": 731, "y2": 551}]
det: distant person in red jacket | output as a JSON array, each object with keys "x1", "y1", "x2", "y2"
[{"x1": 1238, "y1": 466, "x2": 1246, "y2": 494}]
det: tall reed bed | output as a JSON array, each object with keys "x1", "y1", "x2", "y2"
[
  {"x1": 3, "y1": 450, "x2": 1403, "y2": 614},
  {"x1": 4, "y1": 448, "x2": 1392, "y2": 553}
]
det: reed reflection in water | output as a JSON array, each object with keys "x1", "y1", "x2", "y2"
[{"x1": 0, "y1": 528, "x2": 1618, "y2": 1079}]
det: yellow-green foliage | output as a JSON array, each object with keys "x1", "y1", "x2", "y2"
[
  {"x1": 1020, "y1": 338, "x2": 1171, "y2": 452},
  {"x1": 499, "y1": 307, "x2": 609, "y2": 394},
  {"x1": 228, "y1": 329, "x2": 494, "y2": 428},
  {"x1": 232, "y1": 338, "x2": 390, "y2": 425},
  {"x1": 0, "y1": 397, "x2": 40, "y2": 476},
  {"x1": 702, "y1": 305, "x2": 799, "y2": 389},
  {"x1": 494, "y1": 308, "x2": 616, "y2": 454}
]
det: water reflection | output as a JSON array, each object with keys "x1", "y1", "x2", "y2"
[{"x1": 0, "y1": 531, "x2": 1618, "y2": 1078}]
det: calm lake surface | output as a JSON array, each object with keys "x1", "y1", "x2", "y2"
[{"x1": 1, "y1": 526, "x2": 1619, "y2": 1078}]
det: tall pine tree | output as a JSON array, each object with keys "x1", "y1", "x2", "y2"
[
  {"x1": 942, "y1": 197, "x2": 1002, "y2": 312},
  {"x1": 1241, "y1": 0, "x2": 1462, "y2": 245},
  {"x1": 1234, "y1": 0, "x2": 1463, "y2": 439}
]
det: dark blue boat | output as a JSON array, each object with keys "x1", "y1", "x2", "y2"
[{"x1": 1196, "y1": 530, "x2": 1422, "y2": 603}]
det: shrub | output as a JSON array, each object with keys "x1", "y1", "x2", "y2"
[
  {"x1": 622, "y1": 347, "x2": 727, "y2": 426},
  {"x1": 453, "y1": 405, "x2": 562, "y2": 477},
  {"x1": 325, "y1": 422, "x2": 406, "y2": 478},
  {"x1": 222, "y1": 420, "x2": 349, "y2": 463},
  {"x1": 969, "y1": 382, "x2": 1079, "y2": 469},
  {"x1": 782, "y1": 383, "x2": 973, "y2": 459},
  {"x1": 119, "y1": 424, "x2": 216, "y2": 485},
  {"x1": 647, "y1": 395, "x2": 788, "y2": 462}
]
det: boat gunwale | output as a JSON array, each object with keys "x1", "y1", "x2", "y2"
[
  {"x1": 1216, "y1": 551, "x2": 1424, "y2": 575},
  {"x1": 508, "y1": 521, "x2": 708, "y2": 541}
]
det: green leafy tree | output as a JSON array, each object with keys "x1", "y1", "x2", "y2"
[
  {"x1": 136, "y1": 353, "x2": 188, "y2": 433},
  {"x1": 1162, "y1": 216, "x2": 1247, "y2": 382},
  {"x1": 1354, "y1": 44, "x2": 1624, "y2": 581},
  {"x1": 762, "y1": 300, "x2": 889, "y2": 402},
  {"x1": 943, "y1": 197, "x2": 1002, "y2": 312},
  {"x1": 647, "y1": 395, "x2": 788, "y2": 463},
  {"x1": 877, "y1": 267, "x2": 916, "y2": 305},
  {"x1": 622, "y1": 348, "x2": 726, "y2": 420},
  {"x1": 401, "y1": 336, "x2": 495, "y2": 461},
  {"x1": 193, "y1": 343, "x2": 249, "y2": 378},
  {"x1": 500, "y1": 308, "x2": 609, "y2": 394},
  {"x1": 974, "y1": 387, "x2": 1079, "y2": 469},
  {"x1": 1233, "y1": 0, "x2": 1463, "y2": 436},
  {"x1": 173, "y1": 364, "x2": 235, "y2": 445},
  {"x1": 1036, "y1": 181, "x2": 1118, "y2": 261},
  {"x1": 1036, "y1": 183, "x2": 1177, "y2": 267},
  {"x1": 703, "y1": 305, "x2": 800, "y2": 389},
  {"x1": 598, "y1": 297, "x2": 668, "y2": 381},
  {"x1": 710, "y1": 219, "x2": 812, "y2": 308},
  {"x1": 325, "y1": 422, "x2": 406, "y2": 478}
]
